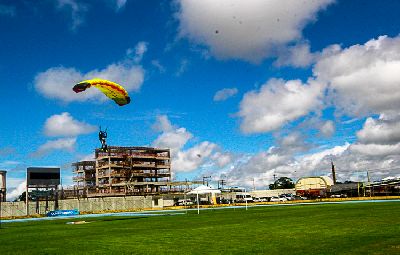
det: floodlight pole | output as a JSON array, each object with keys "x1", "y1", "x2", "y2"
[
  {"x1": 26, "y1": 175, "x2": 29, "y2": 216},
  {"x1": 184, "y1": 192, "x2": 187, "y2": 214},
  {"x1": 0, "y1": 190, "x2": 3, "y2": 229},
  {"x1": 245, "y1": 188, "x2": 248, "y2": 211}
]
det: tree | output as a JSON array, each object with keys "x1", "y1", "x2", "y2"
[{"x1": 269, "y1": 177, "x2": 295, "y2": 190}]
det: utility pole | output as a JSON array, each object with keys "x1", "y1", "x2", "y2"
[
  {"x1": 218, "y1": 179, "x2": 226, "y2": 189},
  {"x1": 203, "y1": 176, "x2": 211, "y2": 186},
  {"x1": 273, "y1": 173, "x2": 277, "y2": 189}
]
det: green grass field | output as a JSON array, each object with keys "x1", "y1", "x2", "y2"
[{"x1": 1, "y1": 202, "x2": 399, "y2": 254}]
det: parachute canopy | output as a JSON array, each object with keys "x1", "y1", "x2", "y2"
[{"x1": 73, "y1": 79, "x2": 130, "y2": 106}]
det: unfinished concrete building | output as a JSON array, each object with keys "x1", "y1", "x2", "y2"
[
  {"x1": 72, "y1": 161, "x2": 96, "y2": 196},
  {"x1": 95, "y1": 146, "x2": 171, "y2": 195}
]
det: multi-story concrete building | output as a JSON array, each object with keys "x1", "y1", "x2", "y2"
[
  {"x1": 72, "y1": 161, "x2": 96, "y2": 196},
  {"x1": 73, "y1": 146, "x2": 171, "y2": 196}
]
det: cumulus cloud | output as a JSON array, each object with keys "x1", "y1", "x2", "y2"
[
  {"x1": 213, "y1": 88, "x2": 238, "y2": 101},
  {"x1": 222, "y1": 142, "x2": 352, "y2": 188},
  {"x1": 174, "y1": 142, "x2": 218, "y2": 172},
  {"x1": 6, "y1": 180, "x2": 26, "y2": 202},
  {"x1": 350, "y1": 143, "x2": 400, "y2": 157},
  {"x1": 223, "y1": 35, "x2": 400, "y2": 186},
  {"x1": 211, "y1": 152, "x2": 233, "y2": 168},
  {"x1": 356, "y1": 114, "x2": 400, "y2": 145},
  {"x1": 314, "y1": 35, "x2": 400, "y2": 116},
  {"x1": 44, "y1": 112, "x2": 97, "y2": 137},
  {"x1": 32, "y1": 138, "x2": 76, "y2": 158},
  {"x1": 239, "y1": 78, "x2": 323, "y2": 134},
  {"x1": 320, "y1": 120, "x2": 335, "y2": 137},
  {"x1": 274, "y1": 43, "x2": 315, "y2": 68},
  {"x1": 221, "y1": 130, "x2": 400, "y2": 188},
  {"x1": 152, "y1": 127, "x2": 193, "y2": 155},
  {"x1": 34, "y1": 44, "x2": 145, "y2": 104},
  {"x1": 151, "y1": 115, "x2": 175, "y2": 132},
  {"x1": 152, "y1": 115, "x2": 221, "y2": 172},
  {"x1": 176, "y1": 0, "x2": 333, "y2": 63}
]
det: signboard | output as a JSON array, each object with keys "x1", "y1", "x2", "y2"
[
  {"x1": 27, "y1": 167, "x2": 60, "y2": 187},
  {"x1": 46, "y1": 209, "x2": 79, "y2": 217},
  {"x1": 30, "y1": 190, "x2": 53, "y2": 198}
]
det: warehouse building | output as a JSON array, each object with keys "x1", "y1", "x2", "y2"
[{"x1": 295, "y1": 176, "x2": 334, "y2": 198}]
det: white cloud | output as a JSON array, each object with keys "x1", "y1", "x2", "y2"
[
  {"x1": 222, "y1": 142, "x2": 352, "y2": 187},
  {"x1": 6, "y1": 180, "x2": 26, "y2": 202},
  {"x1": 174, "y1": 142, "x2": 217, "y2": 172},
  {"x1": 152, "y1": 115, "x2": 175, "y2": 132},
  {"x1": 34, "y1": 49, "x2": 145, "y2": 104},
  {"x1": 151, "y1": 115, "x2": 220, "y2": 172},
  {"x1": 301, "y1": 143, "x2": 349, "y2": 168},
  {"x1": 32, "y1": 138, "x2": 76, "y2": 158},
  {"x1": 356, "y1": 114, "x2": 400, "y2": 145},
  {"x1": 55, "y1": 0, "x2": 88, "y2": 30},
  {"x1": 314, "y1": 35, "x2": 400, "y2": 116},
  {"x1": 176, "y1": 59, "x2": 189, "y2": 76},
  {"x1": 151, "y1": 60, "x2": 166, "y2": 73},
  {"x1": 239, "y1": 78, "x2": 323, "y2": 134},
  {"x1": 274, "y1": 43, "x2": 315, "y2": 68},
  {"x1": 350, "y1": 143, "x2": 400, "y2": 157},
  {"x1": 44, "y1": 112, "x2": 96, "y2": 137},
  {"x1": 0, "y1": 4, "x2": 16, "y2": 17},
  {"x1": 213, "y1": 88, "x2": 238, "y2": 101},
  {"x1": 79, "y1": 153, "x2": 95, "y2": 161},
  {"x1": 153, "y1": 127, "x2": 193, "y2": 155},
  {"x1": 176, "y1": 0, "x2": 333, "y2": 63},
  {"x1": 0, "y1": 161, "x2": 20, "y2": 169},
  {"x1": 211, "y1": 152, "x2": 233, "y2": 168},
  {"x1": 127, "y1": 41, "x2": 148, "y2": 63},
  {"x1": 320, "y1": 120, "x2": 335, "y2": 137},
  {"x1": 114, "y1": 0, "x2": 127, "y2": 11}
]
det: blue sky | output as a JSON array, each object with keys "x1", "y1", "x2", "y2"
[{"x1": 1, "y1": 0, "x2": 400, "y2": 199}]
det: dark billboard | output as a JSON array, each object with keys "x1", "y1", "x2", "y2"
[{"x1": 27, "y1": 167, "x2": 60, "y2": 187}]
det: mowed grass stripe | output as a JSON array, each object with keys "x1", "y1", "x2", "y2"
[{"x1": 1, "y1": 202, "x2": 399, "y2": 254}]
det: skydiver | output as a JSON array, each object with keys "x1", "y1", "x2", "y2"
[{"x1": 99, "y1": 128, "x2": 108, "y2": 151}]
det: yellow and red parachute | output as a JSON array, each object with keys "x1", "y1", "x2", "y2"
[{"x1": 73, "y1": 79, "x2": 130, "y2": 106}]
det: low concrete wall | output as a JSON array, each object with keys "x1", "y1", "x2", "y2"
[{"x1": 0, "y1": 196, "x2": 165, "y2": 217}]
